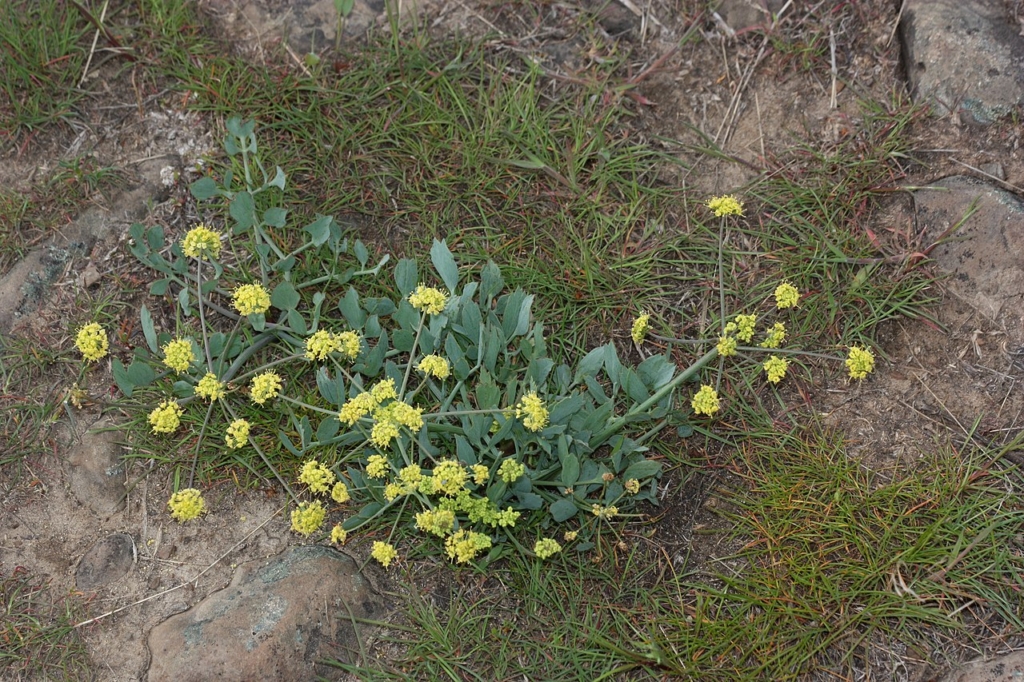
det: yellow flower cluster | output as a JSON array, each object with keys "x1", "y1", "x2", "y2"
[
  {"x1": 471, "y1": 464, "x2": 489, "y2": 486},
  {"x1": 371, "y1": 378, "x2": 397, "y2": 402},
  {"x1": 444, "y1": 529, "x2": 491, "y2": 564},
  {"x1": 225, "y1": 419, "x2": 250, "y2": 449},
  {"x1": 417, "y1": 354, "x2": 451, "y2": 380},
  {"x1": 515, "y1": 392, "x2": 549, "y2": 432},
  {"x1": 338, "y1": 392, "x2": 376, "y2": 426},
  {"x1": 691, "y1": 385, "x2": 720, "y2": 417},
  {"x1": 624, "y1": 479, "x2": 641, "y2": 495},
  {"x1": 290, "y1": 500, "x2": 326, "y2": 537},
  {"x1": 734, "y1": 314, "x2": 757, "y2": 343},
  {"x1": 534, "y1": 538, "x2": 562, "y2": 559},
  {"x1": 415, "y1": 508, "x2": 456, "y2": 537},
  {"x1": 299, "y1": 460, "x2": 336, "y2": 493},
  {"x1": 305, "y1": 329, "x2": 361, "y2": 361},
  {"x1": 366, "y1": 454, "x2": 389, "y2": 479},
  {"x1": 774, "y1": 281, "x2": 800, "y2": 309},
  {"x1": 330, "y1": 524, "x2": 347, "y2": 545},
  {"x1": 408, "y1": 284, "x2": 449, "y2": 315},
  {"x1": 591, "y1": 504, "x2": 619, "y2": 519},
  {"x1": 232, "y1": 283, "x2": 271, "y2": 316},
  {"x1": 149, "y1": 400, "x2": 183, "y2": 434},
  {"x1": 436, "y1": 492, "x2": 519, "y2": 528},
  {"x1": 75, "y1": 323, "x2": 109, "y2": 363},
  {"x1": 370, "y1": 401, "x2": 424, "y2": 448},
  {"x1": 195, "y1": 372, "x2": 226, "y2": 402},
  {"x1": 706, "y1": 195, "x2": 744, "y2": 217},
  {"x1": 168, "y1": 488, "x2": 205, "y2": 522},
  {"x1": 846, "y1": 346, "x2": 875, "y2": 380},
  {"x1": 431, "y1": 459, "x2": 468, "y2": 496},
  {"x1": 371, "y1": 541, "x2": 398, "y2": 568},
  {"x1": 162, "y1": 338, "x2": 195, "y2": 373},
  {"x1": 250, "y1": 371, "x2": 282, "y2": 405},
  {"x1": 180, "y1": 224, "x2": 221, "y2": 259},
  {"x1": 759, "y1": 322, "x2": 786, "y2": 349},
  {"x1": 331, "y1": 481, "x2": 350, "y2": 504},
  {"x1": 497, "y1": 458, "x2": 525, "y2": 483},
  {"x1": 716, "y1": 334, "x2": 738, "y2": 357},
  {"x1": 631, "y1": 312, "x2": 650, "y2": 344},
  {"x1": 763, "y1": 355, "x2": 789, "y2": 384}
]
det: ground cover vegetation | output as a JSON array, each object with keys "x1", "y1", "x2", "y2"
[{"x1": 1, "y1": 0, "x2": 1021, "y2": 679}]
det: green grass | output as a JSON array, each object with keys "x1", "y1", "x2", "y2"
[
  {"x1": 0, "y1": 0, "x2": 89, "y2": 137},
  {"x1": 0, "y1": 568, "x2": 90, "y2": 680}
]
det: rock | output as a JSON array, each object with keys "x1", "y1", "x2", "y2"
[
  {"x1": 914, "y1": 175, "x2": 1024, "y2": 339},
  {"x1": 714, "y1": 0, "x2": 786, "y2": 32},
  {"x1": 899, "y1": 0, "x2": 1024, "y2": 125},
  {"x1": 939, "y1": 650, "x2": 1024, "y2": 681},
  {"x1": 146, "y1": 546, "x2": 386, "y2": 682},
  {"x1": 76, "y1": 533, "x2": 136, "y2": 590},
  {"x1": 66, "y1": 419, "x2": 126, "y2": 519}
]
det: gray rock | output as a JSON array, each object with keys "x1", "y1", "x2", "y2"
[
  {"x1": 939, "y1": 650, "x2": 1024, "y2": 681},
  {"x1": 67, "y1": 419, "x2": 126, "y2": 519},
  {"x1": 76, "y1": 533, "x2": 136, "y2": 590},
  {"x1": 146, "y1": 546, "x2": 386, "y2": 682},
  {"x1": 899, "y1": 0, "x2": 1024, "y2": 125},
  {"x1": 915, "y1": 175, "x2": 1024, "y2": 339}
]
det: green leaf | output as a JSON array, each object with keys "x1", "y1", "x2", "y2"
[
  {"x1": 516, "y1": 493, "x2": 544, "y2": 510},
  {"x1": 479, "y1": 260, "x2": 504, "y2": 301},
  {"x1": 111, "y1": 358, "x2": 133, "y2": 397},
  {"x1": 334, "y1": 0, "x2": 355, "y2": 16},
  {"x1": 278, "y1": 430, "x2": 301, "y2": 456},
  {"x1": 316, "y1": 367, "x2": 337, "y2": 405},
  {"x1": 548, "y1": 394, "x2": 585, "y2": 425},
  {"x1": 550, "y1": 498, "x2": 578, "y2": 522},
  {"x1": 394, "y1": 258, "x2": 417, "y2": 297},
  {"x1": 637, "y1": 354, "x2": 676, "y2": 391},
  {"x1": 392, "y1": 329, "x2": 415, "y2": 353},
  {"x1": 149, "y1": 278, "x2": 170, "y2": 296},
  {"x1": 304, "y1": 216, "x2": 332, "y2": 247},
  {"x1": 271, "y1": 282, "x2": 300, "y2": 310},
  {"x1": 430, "y1": 239, "x2": 459, "y2": 292},
  {"x1": 126, "y1": 360, "x2": 155, "y2": 388},
  {"x1": 560, "y1": 454, "x2": 580, "y2": 488},
  {"x1": 189, "y1": 176, "x2": 219, "y2": 200},
  {"x1": 268, "y1": 166, "x2": 286, "y2": 190},
  {"x1": 338, "y1": 287, "x2": 366, "y2": 328},
  {"x1": 353, "y1": 239, "x2": 369, "y2": 267},
  {"x1": 177, "y1": 286, "x2": 190, "y2": 316},
  {"x1": 140, "y1": 306, "x2": 158, "y2": 354},
  {"x1": 230, "y1": 191, "x2": 256, "y2": 232},
  {"x1": 574, "y1": 345, "x2": 606, "y2": 384},
  {"x1": 316, "y1": 416, "x2": 340, "y2": 442},
  {"x1": 621, "y1": 367, "x2": 650, "y2": 403},
  {"x1": 264, "y1": 207, "x2": 287, "y2": 228},
  {"x1": 623, "y1": 460, "x2": 662, "y2": 481}
]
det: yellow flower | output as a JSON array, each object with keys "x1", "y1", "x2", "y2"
[
  {"x1": 225, "y1": 419, "x2": 250, "y2": 449},
  {"x1": 631, "y1": 312, "x2": 650, "y2": 345},
  {"x1": 515, "y1": 392, "x2": 549, "y2": 432},
  {"x1": 471, "y1": 464, "x2": 489, "y2": 486},
  {"x1": 774, "y1": 281, "x2": 800, "y2": 309},
  {"x1": 415, "y1": 508, "x2": 456, "y2": 537},
  {"x1": 370, "y1": 378, "x2": 397, "y2": 403},
  {"x1": 232, "y1": 283, "x2": 271, "y2": 316},
  {"x1": 331, "y1": 481, "x2": 350, "y2": 504},
  {"x1": 431, "y1": 459, "x2": 468, "y2": 496},
  {"x1": 398, "y1": 465, "x2": 424, "y2": 493},
  {"x1": 168, "y1": 488, "x2": 205, "y2": 522},
  {"x1": 162, "y1": 338, "x2": 195, "y2": 373},
  {"x1": 339, "y1": 392, "x2": 376, "y2": 426},
  {"x1": 149, "y1": 400, "x2": 183, "y2": 434},
  {"x1": 250, "y1": 371, "x2": 282, "y2": 405},
  {"x1": 625, "y1": 479, "x2": 641, "y2": 495},
  {"x1": 338, "y1": 331, "x2": 361, "y2": 360},
  {"x1": 444, "y1": 530, "x2": 491, "y2": 564},
  {"x1": 371, "y1": 541, "x2": 399, "y2": 568},
  {"x1": 180, "y1": 224, "x2": 222, "y2": 259},
  {"x1": 366, "y1": 454, "x2": 389, "y2": 479},
  {"x1": 564, "y1": 530, "x2": 578, "y2": 542},
  {"x1": 735, "y1": 314, "x2": 757, "y2": 343},
  {"x1": 497, "y1": 459, "x2": 525, "y2": 483},
  {"x1": 194, "y1": 372, "x2": 225, "y2": 402},
  {"x1": 384, "y1": 482, "x2": 403, "y2": 501},
  {"x1": 370, "y1": 419, "x2": 400, "y2": 449},
  {"x1": 591, "y1": 504, "x2": 619, "y2": 519},
  {"x1": 299, "y1": 460, "x2": 335, "y2": 493},
  {"x1": 706, "y1": 195, "x2": 744, "y2": 217},
  {"x1": 495, "y1": 507, "x2": 520, "y2": 527},
  {"x1": 290, "y1": 501, "x2": 326, "y2": 537},
  {"x1": 691, "y1": 385, "x2": 720, "y2": 417},
  {"x1": 389, "y1": 402, "x2": 423, "y2": 431},
  {"x1": 417, "y1": 354, "x2": 451, "y2": 380},
  {"x1": 534, "y1": 538, "x2": 562, "y2": 559},
  {"x1": 75, "y1": 323, "x2": 109, "y2": 363},
  {"x1": 759, "y1": 322, "x2": 786, "y2": 349},
  {"x1": 305, "y1": 330, "x2": 342, "y2": 361},
  {"x1": 330, "y1": 523, "x2": 347, "y2": 545},
  {"x1": 763, "y1": 355, "x2": 789, "y2": 384},
  {"x1": 846, "y1": 346, "x2": 875, "y2": 380},
  {"x1": 408, "y1": 284, "x2": 449, "y2": 315},
  {"x1": 716, "y1": 335, "x2": 738, "y2": 357}
]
